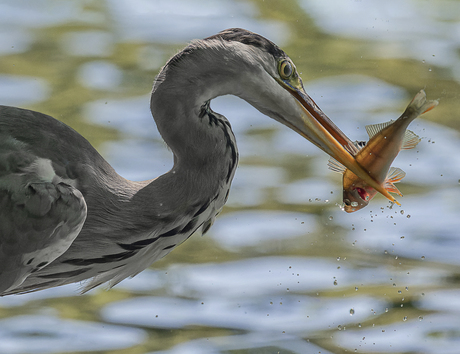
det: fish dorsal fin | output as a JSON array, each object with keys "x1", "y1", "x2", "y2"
[
  {"x1": 384, "y1": 167, "x2": 406, "y2": 196},
  {"x1": 401, "y1": 129, "x2": 421, "y2": 150},
  {"x1": 328, "y1": 141, "x2": 365, "y2": 174},
  {"x1": 365, "y1": 120, "x2": 394, "y2": 139}
]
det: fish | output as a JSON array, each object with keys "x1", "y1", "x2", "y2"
[{"x1": 328, "y1": 90, "x2": 438, "y2": 213}]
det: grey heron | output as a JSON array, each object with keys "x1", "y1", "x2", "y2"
[{"x1": 0, "y1": 28, "x2": 389, "y2": 296}]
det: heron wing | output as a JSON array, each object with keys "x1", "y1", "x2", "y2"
[{"x1": 0, "y1": 153, "x2": 87, "y2": 295}]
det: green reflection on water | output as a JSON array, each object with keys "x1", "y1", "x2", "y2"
[{"x1": 1, "y1": 0, "x2": 459, "y2": 353}]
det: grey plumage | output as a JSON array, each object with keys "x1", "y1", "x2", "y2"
[{"x1": 0, "y1": 28, "x2": 370, "y2": 295}]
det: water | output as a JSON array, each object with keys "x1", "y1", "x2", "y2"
[{"x1": 1, "y1": 0, "x2": 459, "y2": 353}]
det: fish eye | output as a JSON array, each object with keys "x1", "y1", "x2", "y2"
[
  {"x1": 343, "y1": 199, "x2": 351, "y2": 206},
  {"x1": 279, "y1": 60, "x2": 294, "y2": 79}
]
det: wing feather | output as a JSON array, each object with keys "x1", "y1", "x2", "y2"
[{"x1": 0, "y1": 155, "x2": 87, "y2": 295}]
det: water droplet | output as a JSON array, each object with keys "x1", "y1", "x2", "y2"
[
  {"x1": 428, "y1": 68, "x2": 432, "y2": 72},
  {"x1": 400, "y1": 236, "x2": 405, "y2": 239},
  {"x1": 337, "y1": 256, "x2": 341, "y2": 261},
  {"x1": 385, "y1": 307, "x2": 389, "y2": 313},
  {"x1": 405, "y1": 287, "x2": 409, "y2": 291},
  {"x1": 382, "y1": 329, "x2": 385, "y2": 332},
  {"x1": 358, "y1": 323, "x2": 362, "y2": 328},
  {"x1": 355, "y1": 287, "x2": 359, "y2": 291},
  {"x1": 400, "y1": 210, "x2": 404, "y2": 215},
  {"x1": 418, "y1": 316, "x2": 423, "y2": 321},
  {"x1": 406, "y1": 215, "x2": 411, "y2": 219},
  {"x1": 338, "y1": 325, "x2": 343, "y2": 330},
  {"x1": 328, "y1": 216, "x2": 333, "y2": 221},
  {"x1": 333, "y1": 280, "x2": 338, "y2": 286},
  {"x1": 350, "y1": 308, "x2": 355, "y2": 316},
  {"x1": 421, "y1": 256, "x2": 425, "y2": 260},
  {"x1": 403, "y1": 316, "x2": 408, "y2": 321},
  {"x1": 398, "y1": 290, "x2": 402, "y2": 294}
]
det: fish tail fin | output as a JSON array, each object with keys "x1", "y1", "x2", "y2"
[
  {"x1": 384, "y1": 167, "x2": 406, "y2": 196},
  {"x1": 402, "y1": 90, "x2": 439, "y2": 122}
]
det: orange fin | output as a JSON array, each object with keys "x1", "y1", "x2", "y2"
[
  {"x1": 384, "y1": 167, "x2": 406, "y2": 196},
  {"x1": 387, "y1": 167, "x2": 406, "y2": 183},
  {"x1": 401, "y1": 129, "x2": 421, "y2": 150},
  {"x1": 385, "y1": 182, "x2": 403, "y2": 197}
]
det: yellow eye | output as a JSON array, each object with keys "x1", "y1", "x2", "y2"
[{"x1": 279, "y1": 60, "x2": 294, "y2": 79}]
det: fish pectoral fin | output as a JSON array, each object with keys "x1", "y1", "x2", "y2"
[
  {"x1": 328, "y1": 141, "x2": 364, "y2": 173},
  {"x1": 365, "y1": 121, "x2": 394, "y2": 139},
  {"x1": 384, "y1": 182, "x2": 403, "y2": 197},
  {"x1": 327, "y1": 157, "x2": 347, "y2": 173},
  {"x1": 345, "y1": 141, "x2": 360, "y2": 156},
  {"x1": 401, "y1": 129, "x2": 421, "y2": 150},
  {"x1": 384, "y1": 167, "x2": 406, "y2": 196},
  {"x1": 387, "y1": 167, "x2": 406, "y2": 183}
]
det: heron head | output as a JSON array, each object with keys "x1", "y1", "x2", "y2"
[
  {"x1": 201, "y1": 29, "x2": 396, "y2": 202},
  {"x1": 153, "y1": 28, "x2": 397, "y2": 204}
]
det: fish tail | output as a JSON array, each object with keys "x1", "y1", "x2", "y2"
[{"x1": 402, "y1": 90, "x2": 439, "y2": 123}]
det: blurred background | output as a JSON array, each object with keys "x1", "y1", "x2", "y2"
[{"x1": 0, "y1": 0, "x2": 459, "y2": 353}]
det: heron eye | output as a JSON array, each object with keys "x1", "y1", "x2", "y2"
[{"x1": 279, "y1": 60, "x2": 293, "y2": 79}]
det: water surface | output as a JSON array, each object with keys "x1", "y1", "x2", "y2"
[{"x1": 0, "y1": 0, "x2": 459, "y2": 353}]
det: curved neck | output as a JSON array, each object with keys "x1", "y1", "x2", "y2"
[{"x1": 150, "y1": 50, "x2": 240, "y2": 161}]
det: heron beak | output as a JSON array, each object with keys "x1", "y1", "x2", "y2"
[{"x1": 277, "y1": 78, "x2": 399, "y2": 205}]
